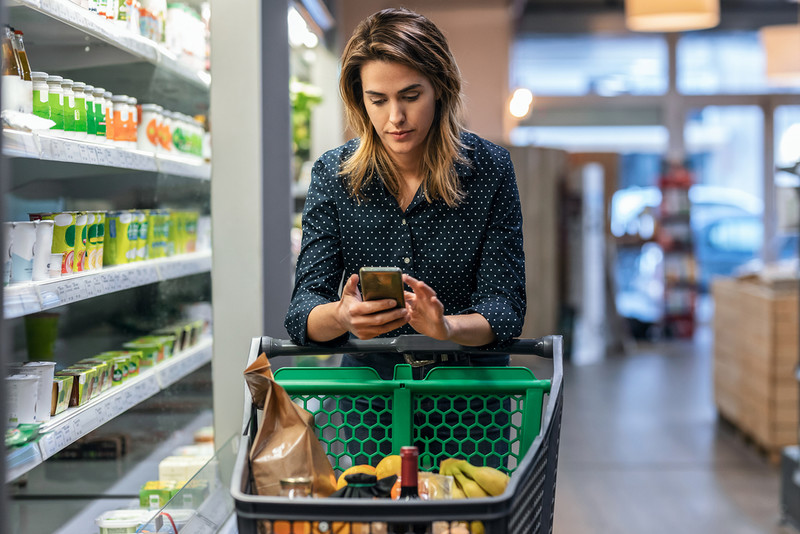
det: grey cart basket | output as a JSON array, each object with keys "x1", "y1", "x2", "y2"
[{"x1": 231, "y1": 334, "x2": 563, "y2": 534}]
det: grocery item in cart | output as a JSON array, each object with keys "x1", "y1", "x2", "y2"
[{"x1": 243, "y1": 352, "x2": 337, "y2": 498}]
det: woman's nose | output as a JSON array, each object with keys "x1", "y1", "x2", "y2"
[{"x1": 389, "y1": 102, "x2": 405, "y2": 125}]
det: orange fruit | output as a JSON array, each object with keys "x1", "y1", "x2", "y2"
[
  {"x1": 336, "y1": 464, "x2": 377, "y2": 490},
  {"x1": 375, "y1": 454, "x2": 401, "y2": 480}
]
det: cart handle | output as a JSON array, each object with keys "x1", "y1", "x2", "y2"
[{"x1": 259, "y1": 334, "x2": 558, "y2": 359}]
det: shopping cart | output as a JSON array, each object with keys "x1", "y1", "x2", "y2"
[{"x1": 231, "y1": 334, "x2": 563, "y2": 534}]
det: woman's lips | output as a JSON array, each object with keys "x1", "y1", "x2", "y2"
[{"x1": 389, "y1": 130, "x2": 412, "y2": 140}]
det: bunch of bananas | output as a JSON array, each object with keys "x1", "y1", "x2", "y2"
[{"x1": 438, "y1": 459, "x2": 509, "y2": 499}]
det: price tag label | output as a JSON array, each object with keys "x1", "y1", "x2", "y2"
[
  {"x1": 4, "y1": 286, "x2": 42, "y2": 318},
  {"x1": 95, "y1": 146, "x2": 110, "y2": 166},
  {"x1": 63, "y1": 141, "x2": 80, "y2": 163}
]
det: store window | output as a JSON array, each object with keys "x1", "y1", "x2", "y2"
[
  {"x1": 511, "y1": 35, "x2": 667, "y2": 96},
  {"x1": 677, "y1": 31, "x2": 794, "y2": 95}
]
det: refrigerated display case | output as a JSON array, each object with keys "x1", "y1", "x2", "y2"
[{"x1": 2, "y1": 1, "x2": 215, "y2": 532}]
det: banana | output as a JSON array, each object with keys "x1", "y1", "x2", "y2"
[
  {"x1": 456, "y1": 463, "x2": 509, "y2": 497},
  {"x1": 438, "y1": 457, "x2": 462, "y2": 476},
  {"x1": 451, "y1": 484, "x2": 466, "y2": 499},
  {"x1": 452, "y1": 471, "x2": 488, "y2": 498},
  {"x1": 469, "y1": 521, "x2": 485, "y2": 534}
]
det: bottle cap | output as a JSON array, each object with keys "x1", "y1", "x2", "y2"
[
  {"x1": 46, "y1": 75, "x2": 63, "y2": 83},
  {"x1": 31, "y1": 72, "x2": 48, "y2": 81}
]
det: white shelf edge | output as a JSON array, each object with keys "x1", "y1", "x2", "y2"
[
  {"x1": 4, "y1": 251, "x2": 212, "y2": 319},
  {"x1": 3, "y1": 130, "x2": 210, "y2": 180},
  {"x1": 11, "y1": 0, "x2": 210, "y2": 90},
  {"x1": 5, "y1": 337, "x2": 213, "y2": 484}
]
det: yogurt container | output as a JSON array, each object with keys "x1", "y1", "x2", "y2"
[
  {"x1": 95, "y1": 509, "x2": 150, "y2": 534},
  {"x1": 41, "y1": 212, "x2": 76, "y2": 275},
  {"x1": 103, "y1": 210, "x2": 135, "y2": 266},
  {"x1": 60, "y1": 79, "x2": 76, "y2": 137},
  {"x1": 6, "y1": 374, "x2": 39, "y2": 425},
  {"x1": 9, "y1": 221, "x2": 36, "y2": 283},
  {"x1": 137, "y1": 103, "x2": 163, "y2": 153},
  {"x1": 31, "y1": 219, "x2": 54, "y2": 281},
  {"x1": 21, "y1": 361, "x2": 56, "y2": 422}
]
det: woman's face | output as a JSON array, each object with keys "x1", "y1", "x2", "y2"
[{"x1": 360, "y1": 60, "x2": 437, "y2": 169}]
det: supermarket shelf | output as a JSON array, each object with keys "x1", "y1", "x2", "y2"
[
  {"x1": 3, "y1": 130, "x2": 210, "y2": 180},
  {"x1": 8, "y1": 0, "x2": 210, "y2": 90},
  {"x1": 5, "y1": 336, "x2": 213, "y2": 484},
  {"x1": 4, "y1": 251, "x2": 212, "y2": 319}
]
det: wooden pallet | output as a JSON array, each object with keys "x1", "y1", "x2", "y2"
[{"x1": 717, "y1": 411, "x2": 786, "y2": 466}]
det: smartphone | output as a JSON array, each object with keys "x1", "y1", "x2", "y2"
[{"x1": 359, "y1": 267, "x2": 405, "y2": 308}]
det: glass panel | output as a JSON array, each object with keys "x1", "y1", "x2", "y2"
[
  {"x1": 678, "y1": 31, "x2": 800, "y2": 95},
  {"x1": 511, "y1": 35, "x2": 667, "y2": 96},
  {"x1": 684, "y1": 106, "x2": 765, "y2": 286},
  {"x1": 775, "y1": 105, "x2": 800, "y2": 185}
]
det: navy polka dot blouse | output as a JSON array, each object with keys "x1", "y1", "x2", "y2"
[{"x1": 285, "y1": 131, "x2": 526, "y2": 348}]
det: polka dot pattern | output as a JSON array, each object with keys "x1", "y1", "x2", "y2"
[{"x1": 285, "y1": 131, "x2": 527, "y2": 347}]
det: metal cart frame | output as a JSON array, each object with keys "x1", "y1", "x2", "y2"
[{"x1": 231, "y1": 335, "x2": 563, "y2": 534}]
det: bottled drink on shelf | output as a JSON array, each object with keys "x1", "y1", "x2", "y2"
[
  {"x1": 11, "y1": 30, "x2": 32, "y2": 82},
  {"x1": 2, "y1": 25, "x2": 28, "y2": 113},
  {"x1": 389, "y1": 446, "x2": 428, "y2": 534}
]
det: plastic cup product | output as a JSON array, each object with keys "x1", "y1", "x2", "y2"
[
  {"x1": 103, "y1": 211, "x2": 134, "y2": 266},
  {"x1": 138, "y1": 103, "x2": 163, "y2": 153},
  {"x1": 21, "y1": 361, "x2": 56, "y2": 423},
  {"x1": 31, "y1": 71, "x2": 50, "y2": 122},
  {"x1": 41, "y1": 212, "x2": 75, "y2": 275},
  {"x1": 69, "y1": 211, "x2": 88, "y2": 272},
  {"x1": 61, "y1": 79, "x2": 76, "y2": 137},
  {"x1": 2, "y1": 222, "x2": 12, "y2": 286},
  {"x1": 45, "y1": 75, "x2": 64, "y2": 131},
  {"x1": 48, "y1": 253, "x2": 62, "y2": 278},
  {"x1": 94, "y1": 211, "x2": 106, "y2": 269},
  {"x1": 95, "y1": 509, "x2": 149, "y2": 534},
  {"x1": 31, "y1": 219, "x2": 55, "y2": 281},
  {"x1": 6, "y1": 374, "x2": 39, "y2": 425},
  {"x1": 10, "y1": 221, "x2": 37, "y2": 283},
  {"x1": 133, "y1": 210, "x2": 148, "y2": 261},
  {"x1": 24, "y1": 312, "x2": 59, "y2": 361},
  {"x1": 84, "y1": 212, "x2": 97, "y2": 270}
]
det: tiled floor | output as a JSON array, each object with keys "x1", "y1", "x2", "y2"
[{"x1": 549, "y1": 326, "x2": 796, "y2": 534}]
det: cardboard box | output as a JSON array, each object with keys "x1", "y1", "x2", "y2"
[{"x1": 712, "y1": 276, "x2": 799, "y2": 451}]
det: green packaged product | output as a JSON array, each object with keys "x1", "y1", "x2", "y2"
[
  {"x1": 5, "y1": 423, "x2": 43, "y2": 449},
  {"x1": 56, "y1": 367, "x2": 95, "y2": 407},
  {"x1": 122, "y1": 340, "x2": 161, "y2": 367},
  {"x1": 94, "y1": 352, "x2": 130, "y2": 385},
  {"x1": 153, "y1": 325, "x2": 187, "y2": 353},
  {"x1": 51, "y1": 374, "x2": 73, "y2": 415},
  {"x1": 139, "y1": 480, "x2": 176, "y2": 510},
  {"x1": 67, "y1": 364, "x2": 102, "y2": 399},
  {"x1": 76, "y1": 359, "x2": 112, "y2": 393},
  {"x1": 41, "y1": 212, "x2": 75, "y2": 275},
  {"x1": 103, "y1": 211, "x2": 136, "y2": 266}
]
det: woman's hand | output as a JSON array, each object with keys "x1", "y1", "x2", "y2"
[
  {"x1": 336, "y1": 274, "x2": 408, "y2": 340},
  {"x1": 402, "y1": 274, "x2": 451, "y2": 341}
]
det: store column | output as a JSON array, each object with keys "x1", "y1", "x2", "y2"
[{"x1": 210, "y1": 0, "x2": 292, "y2": 448}]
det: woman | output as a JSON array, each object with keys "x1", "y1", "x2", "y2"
[{"x1": 285, "y1": 8, "x2": 525, "y2": 467}]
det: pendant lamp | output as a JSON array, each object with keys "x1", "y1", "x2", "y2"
[
  {"x1": 625, "y1": 0, "x2": 720, "y2": 32},
  {"x1": 759, "y1": 24, "x2": 800, "y2": 86}
]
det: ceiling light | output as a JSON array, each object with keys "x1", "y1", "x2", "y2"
[
  {"x1": 509, "y1": 88, "x2": 534, "y2": 119},
  {"x1": 759, "y1": 24, "x2": 800, "y2": 87},
  {"x1": 624, "y1": 0, "x2": 720, "y2": 32}
]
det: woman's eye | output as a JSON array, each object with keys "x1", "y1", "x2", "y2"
[
  {"x1": 405, "y1": 94, "x2": 420, "y2": 101},
  {"x1": 369, "y1": 99, "x2": 386, "y2": 106}
]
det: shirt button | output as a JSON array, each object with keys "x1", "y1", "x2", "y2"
[
  {"x1": 403, "y1": 257, "x2": 411, "y2": 264},
  {"x1": 401, "y1": 219, "x2": 407, "y2": 225}
]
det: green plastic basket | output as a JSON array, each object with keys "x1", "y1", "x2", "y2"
[{"x1": 274, "y1": 361, "x2": 551, "y2": 475}]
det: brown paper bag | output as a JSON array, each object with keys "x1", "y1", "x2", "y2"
[{"x1": 244, "y1": 353, "x2": 337, "y2": 497}]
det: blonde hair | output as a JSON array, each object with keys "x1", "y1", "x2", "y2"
[{"x1": 339, "y1": 8, "x2": 469, "y2": 207}]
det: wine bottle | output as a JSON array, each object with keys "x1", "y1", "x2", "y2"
[{"x1": 389, "y1": 446, "x2": 428, "y2": 534}]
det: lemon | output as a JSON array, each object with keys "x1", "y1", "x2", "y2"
[
  {"x1": 375, "y1": 454, "x2": 401, "y2": 480},
  {"x1": 336, "y1": 464, "x2": 377, "y2": 490}
]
